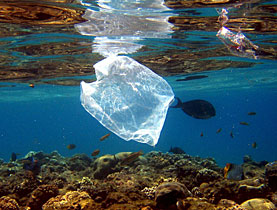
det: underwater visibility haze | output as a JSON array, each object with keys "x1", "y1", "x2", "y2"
[{"x1": 0, "y1": 0, "x2": 277, "y2": 209}]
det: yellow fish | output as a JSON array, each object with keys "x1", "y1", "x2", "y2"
[{"x1": 224, "y1": 163, "x2": 232, "y2": 178}]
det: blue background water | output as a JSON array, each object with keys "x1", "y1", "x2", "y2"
[{"x1": 0, "y1": 60, "x2": 276, "y2": 166}]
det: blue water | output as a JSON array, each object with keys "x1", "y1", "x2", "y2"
[
  {"x1": 0, "y1": 62, "x2": 276, "y2": 166},
  {"x1": 0, "y1": 0, "x2": 276, "y2": 166}
]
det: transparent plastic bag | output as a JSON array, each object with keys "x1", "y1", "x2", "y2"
[
  {"x1": 217, "y1": 26, "x2": 259, "y2": 59},
  {"x1": 80, "y1": 55, "x2": 174, "y2": 146}
]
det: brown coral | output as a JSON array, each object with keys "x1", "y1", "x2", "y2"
[
  {"x1": 0, "y1": 196, "x2": 20, "y2": 210},
  {"x1": 240, "y1": 198, "x2": 276, "y2": 210},
  {"x1": 93, "y1": 154, "x2": 118, "y2": 179},
  {"x1": 42, "y1": 191, "x2": 98, "y2": 210},
  {"x1": 0, "y1": 150, "x2": 276, "y2": 210},
  {"x1": 26, "y1": 184, "x2": 59, "y2": 210},
  {"x1": 155, "y1": 182, "x2": 192, "y2": 209},
  {"x1": 265, "y1": 161, "x2": 277, "y2": 191}
]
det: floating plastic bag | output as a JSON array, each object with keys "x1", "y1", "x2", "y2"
[
  {"x1": 80, "y1": 55, "x2": 174, "y2": 146},
  {"x1": 217, "y1": 26, "x2": 259, "y2": 59}
]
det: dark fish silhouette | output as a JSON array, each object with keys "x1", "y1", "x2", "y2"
[
  {"x1": 171, "y1": 97, "x2": 216, "y2": 119},
  {"x1": 169, "y1": 147, "x2": 185, "y2": 154},
  {"x1": 176, "y1": 75, "x2": 208, "y2": 82},
  {"x1": 91, "y1": 149, "x2": 100, "y2": 156},
  {"x1": 10, "y1": 152, "x2": 17, "y2": 162},
  {"x1": 216, "y1": 128, "x2": 222, "y2": 133},
  {"x1": 240, "y1": 121, "x2": 249, "y2": 126},
  {"x1": 230, "y1": 131, "x2": 234, "y2": 138},
  {"x1": 20, "y1": 156, "x2": 41, "y2": 175}
]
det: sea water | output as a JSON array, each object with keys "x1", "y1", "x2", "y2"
[{"x1": 0, "y1": 60, "x2": 276, "y2": 166}]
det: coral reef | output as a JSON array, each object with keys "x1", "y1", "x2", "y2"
[
  {"x1": 26, "y1": 184, "x2": 59, "y2": 210},
  {"x1": 92, "y1": 154, "x2": 118, "y2": 179},
  {"x1": 42, "y1": 191, "x2": 97, "y2": 210},
  {"x1": 265, "y1": 161, "x2": 277, "y2": 191},
  {"x1": 176, "y1": 197, "x2": 246, "y2": 210},
  {"x1": 240, "y1": 198, "x2": 275, "y2": 210},
  {"x1": 0, "y1": 150, "x2": 276, "y2": 210},
  {"x1": 155, "y1": 182, "x2": 192, "y2": 209},
  {"x1": 0, "y1": 196, "x2": 20, "y2": 210}
]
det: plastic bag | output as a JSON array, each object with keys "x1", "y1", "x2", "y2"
[
  {"x1": 217, "y1": 26, "x2": 259, "y2": 59},
  {"x1": 80, "y1": 55, "x2": 174, "y2": 146}
]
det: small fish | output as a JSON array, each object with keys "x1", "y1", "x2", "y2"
[
  {"x1": 20, "y1": 157, "x2": 41, "y2": 175},
  {"x1": 240, "y1": 122, "x2": 249, "y2": 126},
  {"x1": 216, "y1": 128, "x2": 222, "y2": 133},
  {"x1": 230, "y1": 131, "x2": 234, "y2": 138},
  {"x1": 224, "y1": 163, "x2": 244, "y2": 180},
  {"x1": 252, "y1": 141, "x2": 257, "y2": 149},
  {"x1": 66, "y1": 144, "x2": 76, "y2": 150},
  {"x1": 169, "y1": 147, "x2": 185, "y2": 154},
  {"x1": 91, "y1": 149, "x2": 100, "y2": 156},
  {"x1": 248, "y1": 112, "x2": 256, "y2": 116},
  {"x1": 10, "y1": 152, "x2": 17, "y2": 162},
  {"x1": 176, "y1": 75, "x2": 208, "y2": 82},
  {"x1": 120, "y1": 150, "x2": 143, "y2": 166},
  {"x1": 200, "y1": 132, "x2": 204, "y2": 137},
  {"x1": 29, "y1": 83, "x2": 35, "y2": 88},
  {"x1": 171, "y1": 97, "x2": 216, "y2": 119},
  {"x1": 224, "y1": 163, "x2": 231, "y2": 178},
  {"x1": 100, "y1": 133, "x2": 111, "y2": 141}
]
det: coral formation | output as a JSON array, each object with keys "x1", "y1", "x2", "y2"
[
  {"x1": 42, "y1": 191, "x2": 97, "y2": 210},
  {"x1": 0, "y1": 196, "x2": 20, "y2": 210},
  {"x1": 0, "y1": 150, "x2": 276, "y2": 210},
  {"x1": 265, "y1": 161, "x2": 277, "y2": 191},
  {"x1": 26, "y1": 184, "x2": 59, "y2": 210},
  {"x1": 93, "y1": 154, "x2": 118, "y2": 179},
  {"x1": 240, "y1": 198, "x2": 276, "y2": 210},
  {"x1": 155, "y1": 182, "x2": 192, "y2": 209}
]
